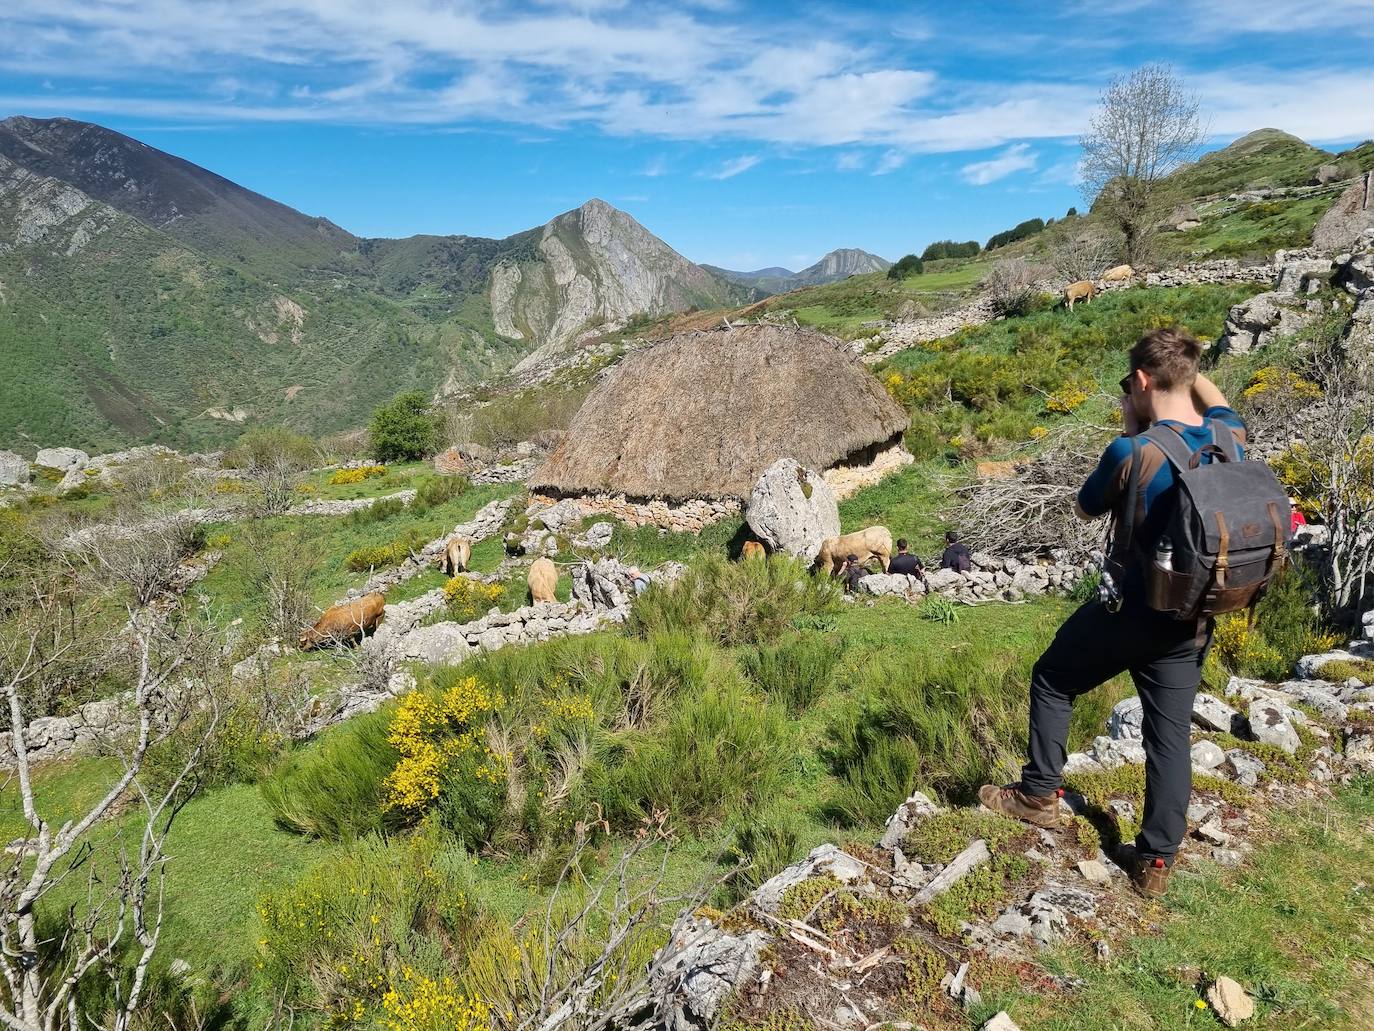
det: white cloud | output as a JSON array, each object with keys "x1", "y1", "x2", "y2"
[
  {"x1": 641, "y1": 155, "x2": 668, "y2": 177},
  {"x1": 872, "y1": 150, "x2": 907, "y2": 175},
  {"x1": 960, "y1": 143, "x2": 1038, "y2": 185},
  {"x1": 835, "y1": 151, "x2": 864, "y2": 171},
  {"x1": 707, "y1": 154, "x2": 761, "y2": 179}
]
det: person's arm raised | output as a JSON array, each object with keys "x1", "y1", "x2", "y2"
[{"x1": 1192, "y1": 372, "x2": 1229, "y2": 413}]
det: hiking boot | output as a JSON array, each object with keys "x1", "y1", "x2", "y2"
[
  {"x1": 977, "y1": 783, "x2": 1064, "y2": 829},
  {"x1": 1118, "y1": 845, "x2": 1172, "y2": 898}
]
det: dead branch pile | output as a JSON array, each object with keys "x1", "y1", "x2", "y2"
[{"x1": 949, "y1": 421, "x2": 1114, "y2": 560}]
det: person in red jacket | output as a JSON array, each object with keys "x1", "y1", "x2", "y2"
[{"x1": 1289, "y1": 497, "x2": 1308, "y2": 533}]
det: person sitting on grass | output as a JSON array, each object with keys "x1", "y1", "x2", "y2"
[
  {"x1": 841, "y1": 554, "x2": 867, "y2": 593},
  {"x1": 939, "y1": 531, "x2": 972, "y2": 572},
  {"x1": 888, "y1": 538, "x2": 925, "y2": 577}
]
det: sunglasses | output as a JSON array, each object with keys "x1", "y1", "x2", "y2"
[{"x1": 1119, "y1": 372, "x2": 1136, "y2": 394}]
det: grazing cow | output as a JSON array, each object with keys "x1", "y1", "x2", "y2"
[
  {"x1": 1064, "y1": 280, "x2": 1096, "y2": 310},
  {"x1": 1101, "y1": 264, "x2": 1133, "y2": 283},
  {"x1": 741, "y1": 540, "x2": 767, "y2": 561},
  {"x1": 528, "y1": 557, "x2": 558, "y2": 604},
  {"x1": 299, "y1": 592, "x2": 385, "y2": 650},
  {"x1": 440, "y1": 536, "x2": 472, "y2": 575},
  {"x1": 816, "y1": 526, "x2": 894, "y2": 576}
]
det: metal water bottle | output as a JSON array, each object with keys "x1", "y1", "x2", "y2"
[{"x1": 1155, "y1": 536, "x2": 1173, "y2": 572}]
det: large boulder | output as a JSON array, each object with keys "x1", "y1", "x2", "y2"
[
  {"x1": 1217, "y1": 291, "x2": 1315, "y2": 354},
  {"x1": 745, "y1": 458, "x2": 839, "y2": 564},
  {"x1": 35, "y1": 447, "x2": 88, "y2": 472},
  {"x1": 0, "y1": 450, "x2": 29, "y2": 487},
  {"x1": 1314, "y1": 172, "x2": 1374, "y2": 252}
]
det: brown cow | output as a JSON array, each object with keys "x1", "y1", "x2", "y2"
[
  {"x1": 741, "y1": 540, "x2": 767, "y2": 561},
  {"x1": 1101, "y1": 264, "x2": 1133, "y2": 283},
  {"x1": 440, "y1": 536, "x2": 472, "y2": 575},
  {"x1": 528, "y1": 557, "x2": 558, "y2": 604},
  {"x1": 1064, "y1": 280, "x2": 1096, "y2": 310},
  {"x1": 816, "y1": 526, "x2": 894, "y2": 576},
  {"x1": 299, "y1": 592, "x2": 385, "y2": 650}
]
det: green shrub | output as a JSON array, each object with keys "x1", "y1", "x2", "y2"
[
  {"x1": 342, "y1": 495, "x2": 407, "y2": 527},
  {"x1": 410, "y1": 473, "x2": 469, "y2": 513},
  {"x1": 261, "y1": 710, "x2": 400, "y2": 839},
  {"x1": 918, "y1": 594, "x2": 960, "y2": 624},
  {"x1": 223, "y1": 425, "x2": 317, "y2": 471},
  {"x1": 369, "y1": 391, "x2": 443, "y2": 462},
  {"x1": 601, "y1": 680, "x2": 792, "y2": 831},
  {"x1": 628, "y1": 556, "x2": 841, "y2": 648},
  {"x1": 254, "y1": 822, "x2": 480, "y2": 1020},
  {"x1": 344, "y1": 529, "x2": 426, "y2": 571},
  {"x1": 740, "y1": 633, "x2": 841, "y2": 713},
  {"x1": 724, "y1": 811, "x2": 805, "y2": 899},
  {"x1": 822, "y1": 639, "x2": 1039, "y2": 821}
]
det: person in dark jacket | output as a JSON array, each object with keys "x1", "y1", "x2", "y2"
[
  {"x1": 940, "y1": 531, "x2": 972, "y2": 572},
  {"x1": 841, "y1": 554, "x2": 867, "y2": 593},
  {"x1": 888, "y1": 539, "x2": 924, "y2": 576}
]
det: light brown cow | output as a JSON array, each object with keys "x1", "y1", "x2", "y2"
[
  {"x1": 528, "y1": 557, "x2": 558, "y2": 604},
  {"x1": 816, "y1": 526, "x2": 894, "y2": 576},
  {"x1": 1101, "y1": 264, "x2": 1133, "y2": 283},
  {"x1": 1064, "y1": 280, "x2": 1096, "y2": 310},
  {"x1": 741, "y1": 540, "x2": 767, "y2": 561},
  {"x1": 440, "y1": 536, "x2": 472, "y2": 575},
  {"x1": 299, "y1": 592, "x2": 386, "y2": 650}
]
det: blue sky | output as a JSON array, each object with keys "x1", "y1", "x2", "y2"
[{"x1": 3, "y1": 0, "x2": 1374, "y2": 270}]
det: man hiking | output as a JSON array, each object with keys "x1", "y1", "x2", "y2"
[{"x1": 978, "y1": 327, "x2": 1248, "y2": 898}]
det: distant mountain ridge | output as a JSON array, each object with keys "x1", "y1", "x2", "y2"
[
  {"x1": 0, "y1": 116, "x2": 746, "y2": 450},
  {"x1": 706, "y1": 247, "x2": 890, "y2": 295}
]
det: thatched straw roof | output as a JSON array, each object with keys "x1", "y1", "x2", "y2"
[{"x1": 530, "y1": 324, "x2": 909, "y2": 501}]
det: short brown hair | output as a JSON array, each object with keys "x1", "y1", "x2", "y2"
[{"x1": 1129, "y1": 327, "x2": 1203, "y2": 392}]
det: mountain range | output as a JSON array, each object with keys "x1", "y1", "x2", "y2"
[
  {"x1": 704, "y1": 247, "x2": 891, "y2": 295},
  {"x1": 0, "y1": 116, "x2": 881, "y2": 451}
]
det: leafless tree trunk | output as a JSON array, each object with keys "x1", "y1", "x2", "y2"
[
  {"x1": 0, "y1": 535, "x2": 222, "y2": 1029},
  {"x1": 1299, "y1": 335, "x2": 1374, "y2": 616},
  {"x1": 1080, "y1": 64, "x2": 1204, "y2": 268}
]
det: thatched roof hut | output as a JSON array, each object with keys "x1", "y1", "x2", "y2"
[{"x1": 530, "y1": 324, "x2": 909, "y2": 501}]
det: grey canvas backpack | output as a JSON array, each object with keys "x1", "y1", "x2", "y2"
[{"x1": 1112, "y1": 419, "x2": 1292, "y2": 620}]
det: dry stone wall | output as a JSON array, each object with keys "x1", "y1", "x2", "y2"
[
  {"x1": 530, "y1": 491, "x2": 742, "y2": 534},
  {"x1": 856, "y1": 551, "x2": 1088, "y2": 605}
]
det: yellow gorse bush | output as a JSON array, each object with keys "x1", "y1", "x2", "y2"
[
  {"x1": 328, "y1": 464, "x2": 388, "y2": 485},
  {"x1": 1045, "y1": 380, "x2": 1093, "y2": 414},
  {"x1": 381, "y1": 968, "x2": 491, "y2": 1031},
  {"x1": 444, "y1": 576, "x2": 505, "y2": 622},
  {"x1": 1242, "y1": 366, "x2": 1322, "y2": 402},
  {"x1": 1213, "y1": 614, "x2": 1282, "y2": 674},
  {"x1": 383, "y1": 678, "x2": 507, "y2": 813}
]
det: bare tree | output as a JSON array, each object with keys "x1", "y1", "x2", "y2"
[
  {"x1": 1046, "y1": 223, "x2": 1117, "y2": 283},
  {"x1": 983, "y1": 258, "x2": 1039, "y2": 318},
  {"x1": 1080, "y1": 64, "x2": 1204, "y2": 268},
  {"x1": 1277, "y1": 332, "x2": 1374, "y2": 616},
  {"x1": 0, "y1": 578, "x2": 220, "y2": 1030}
]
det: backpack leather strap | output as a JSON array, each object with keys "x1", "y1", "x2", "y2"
[
  {"x1": 1265, "y1": 499, "x2": 1288, "y2": 573},
  {"x1": 1214, "y1": 511, "x2": 1230, "y2": 586}
]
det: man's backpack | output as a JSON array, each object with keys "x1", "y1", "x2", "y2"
[{"x1": 1113, "y1": 419, "x2": 1292, "y2": 621}]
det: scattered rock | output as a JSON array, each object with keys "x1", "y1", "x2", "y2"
[
  {"x1": 1191, "y1": 740, "x2": 1226, "y2": 771},
  {"x1": 745, "y1": 458, "x2": 840, "y2": 564},
  {"x1": 0, "y1": 450, "x2": 29, "y2": 486},
  {"x1": 1076, "y1": 859, "x2": 1111, "y2": 885},
  {"x1": 1314, "y1": 172, "x2": 1374, "y2": 252},
  {"x1": 1063, "y1": 751, "x2": 1106, "y2": 776},
  {"x1": 35, "y1": 446, "x2": 87, "y2": 473},
  {"x1": 653, "y1": 914, "x2": 770, "y2": 1031},
  {"x1": 981, "y1": 1013, "x2": 1024, "y2": 1031},
  {"x1": 1108, "y1": 696, "x2": 1144, "y2": 740},
  {"x1": 880, "y1": 789, "x2": 942, "y2": 850},
  {"x1": 1206, "y1": 975, "x2": 1255, "y2": 1027},
  {"x1": 752, "y1": 844, "x2": 869, "y2": 914},
  {"x1": 914, "y1": 839, "x2": 990, "y2": 903},
  {"x1": 1212, "y1": 848, "x2": 1243, "y2": 867},
  {"x1": 1090, "y1": 735, "x2": 1146, "y2": 768},
  {"x1": 1194, "y1": 692, "x2": 1246, "y2": 734},
  {"x1": 1196, "y1": 820, "x2": 1231, "y2": 846},
  {"x1": 1247, "y1": 698, "x2": 1301, "y2": 754},
  {"x1": 1224, "y1": 749, "x2": 1266, "y2": 788}
]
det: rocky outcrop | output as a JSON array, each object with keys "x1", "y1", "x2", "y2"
[
  {"x1": 1314, "y1": 172, "x2": 1374, "y2": 252},
  {"x1": 745, "y1": 459, "x2": 840, "y2": 564},
  {"x1": 501, "y1": 199, "x2": 742, "y2": 372},
  {"x1": 0, "y1": 450, "x2": 28, "y2": 486}
]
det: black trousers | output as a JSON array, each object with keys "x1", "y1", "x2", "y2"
[{"x1": 1020, "y1": 599, "x2": 1211, "y2": 862}]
